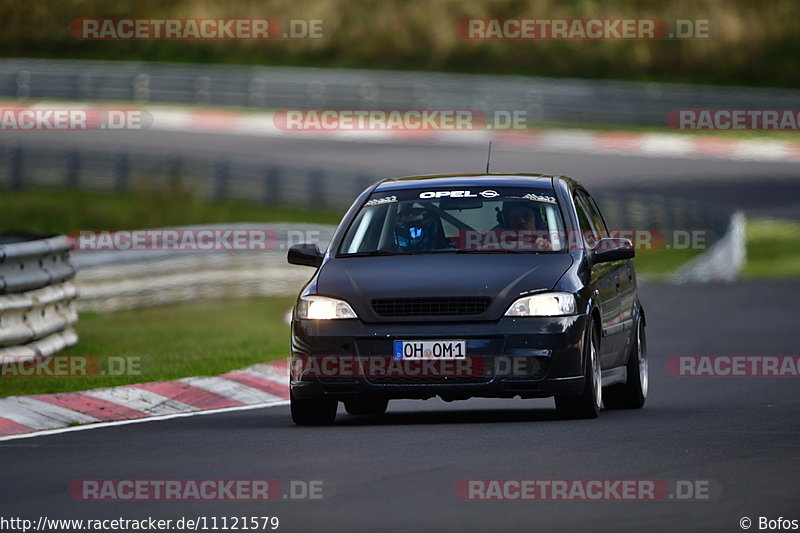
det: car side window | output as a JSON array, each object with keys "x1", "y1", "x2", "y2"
[
  {"x1": 572, "y1": 191, "x2": 601, "y2": 246},
  {"x1": 579, "y1": 191, "x2": 609, "y2": 239}
]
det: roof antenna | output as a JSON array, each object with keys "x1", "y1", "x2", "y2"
[{"x1": 485, "y1": 141, "x2": 493, "y2": 174}]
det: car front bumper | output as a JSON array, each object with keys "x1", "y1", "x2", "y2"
[{"x1": 290, "y1": 314, "x2": 589, "y2": 401}]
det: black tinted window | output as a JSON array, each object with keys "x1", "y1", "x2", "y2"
[
  {"x1": 581, "y1": 191, "x2": 609, "y2": 238},
  {"x1": 339, "y1": 186, "x2": 567, "y2": 255},
  {"x1": 573, "y1": 191, "x2": 601, "y2": 246}
]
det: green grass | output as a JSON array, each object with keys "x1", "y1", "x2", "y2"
[
  {"x1": 11, "y1": 188, "x2": 795, "y2": 284},
  {"x1": 0, "y1": 297, "x2": 295, "y2": 398},
  {"x1": 2, "y1": 188, "x2": 795, "y2": 401},
  {"x1": 0, "y1": 245, "x2": 714, "y2": 398},
  {"x1": 633, "y1": 249, "x2": 702, "y2": 278},
  {"x1": 634, "y1": 218, "x2": 800, "y2": 280},
  {"x1": 1, "y1": 187, "x2": 710, "y2": 281},
  {"x1": 742, "y1": 219, "x2": 800, "y2": 278},
  {"x1": 0, "y1": 187, "x2": 345, "y2": 235},
  {"x1": 6, "y1": 216, "x2": 795, "y2": 398}
]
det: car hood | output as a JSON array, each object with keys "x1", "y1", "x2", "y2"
[{"x1": 316, "y1": 253, "x2": 574, "y2": 322}]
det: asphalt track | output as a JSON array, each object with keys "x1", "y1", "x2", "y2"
[
  {"x1": 4, "y1": 128, "x2": 800, "y2": 218},
  {"x1": 1, "y1": 129, "x2": 798, "y2": 532},
  {"x1": 1, "y1": 281, "x2": 799, "y2": 532}
]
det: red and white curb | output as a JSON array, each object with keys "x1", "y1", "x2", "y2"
[
  {"x1": 16, "y1": 101, "x2": 800, "y2": 163},
  {"x1": 0, "y1": 360, "x2": 289, "y2": 441},
  {"x1": 141, "y1": 106, "x2": 800, "y2": 163}
]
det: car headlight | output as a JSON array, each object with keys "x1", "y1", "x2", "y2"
[
  {"x1": 296, "y1": 295, "x2": 358, "y2": 319},
  {"x1": 504, "y1": 292, "x2": 576, "y2": 317}
]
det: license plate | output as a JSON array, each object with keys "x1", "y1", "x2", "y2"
[{"x1": 393, "y1": 340, "x2": 466, "y2": 360}]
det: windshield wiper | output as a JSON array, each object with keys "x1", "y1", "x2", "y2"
[
  {"x1": 338, "y1": 250, "x2": 398, "y2": 257},
  {"x1": 454, "y1": 249, "x2": 524, "y2": 254}
]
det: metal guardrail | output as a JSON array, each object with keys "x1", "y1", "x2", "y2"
[
  {"x1": 71, "y1": 223, "x2": 336, "y2": 311},
  {"x1": 70, "y1": 203, "x2": 733, "y2": 312},
  {"x1": 0, "y1": 139, "x2": 738, "y2": 247},
  {"x1": 672, "y1": 212, "x2": 746, "y2": 283},
  {"x1": 0, "y1": 233, "x2": 75, "y2": 294},
  {"x1": 0, "y1": 142, "x2": 375, "y2": 210},
  {"x1": 2, "y1": 58, "x2": 799, "y2": 125},
  {"x1": 0, "y1": 234, "x2": 78, "y2": 359}
]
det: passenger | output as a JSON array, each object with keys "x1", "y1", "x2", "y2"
[{"x1": 495, "y1": 200, "x2": 551, "y2": 250}]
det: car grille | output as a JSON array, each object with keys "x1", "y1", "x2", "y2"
[
  {"x1": 371, "y1": 297, "x2": 491, "y2": 317},
  {"x1": 366, "y1": 376, "x2": 491, "y2": 385}
]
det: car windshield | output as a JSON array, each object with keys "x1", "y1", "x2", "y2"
[{"x1": 338, "y1": 186, "x2": 567, "y2": 256}]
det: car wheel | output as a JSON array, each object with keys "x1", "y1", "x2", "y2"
[
  {"x1": 344, "y1": 398, "x2": 389, "y2": 416},
  {"x1": 603, "y1": 316, "x2": 648, "y2": 410},
  {"x1": 290, "y1": 391, "x2": 338, "y2": 426},
  {"x1": 555, "y1": 319, "x2": 601, "y2": 419}
]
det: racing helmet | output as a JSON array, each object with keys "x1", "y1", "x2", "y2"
[{"x1": 393, "y1": 207, "x2": 440, "y2": 251}]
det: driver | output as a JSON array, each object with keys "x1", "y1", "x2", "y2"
[{"x1": 393, "y1": 207, "x2": 442, "y2": 252}]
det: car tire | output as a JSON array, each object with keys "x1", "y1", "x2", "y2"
[
  {"x1": 555, "y1": 319, "x2": 601, "y2": 420},
  {"x1": 603, "y1": 316, "x2": 647, "y2": 410},
  {"x1": 344, "y1": 398, "x2": 389, "y2": 416},
  {"x1": 290, "y1": 391, "x2": 338, "y2": 426}
]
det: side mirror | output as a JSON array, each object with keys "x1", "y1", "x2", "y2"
[
  {"x1": 591, "y1": 238, "x2": 635, "y2": 264},
  {"x1": 288, "y1": 243, "x2": 324, "y2": 268}
]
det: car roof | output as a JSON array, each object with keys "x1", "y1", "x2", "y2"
[{"x1": 373, "y1": 173, "x2": 562, "y2": 192}]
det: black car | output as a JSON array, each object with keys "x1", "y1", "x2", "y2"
[{"x1": 287, "y1": 174, "x2": 647, "y2": 425}]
